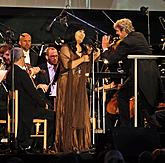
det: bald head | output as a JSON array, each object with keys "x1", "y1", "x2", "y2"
[{"x1": 19, "y1": 33, "x2": 32, "y2": 51}]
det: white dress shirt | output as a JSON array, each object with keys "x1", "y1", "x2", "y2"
[
  {"x1": 47, "y1": 62, "x2": 57, "y2": 97},
  {"x1": 23, "y1": 50, "x2": 31, "y2": 65}
]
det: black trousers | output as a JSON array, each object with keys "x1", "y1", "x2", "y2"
[{"x1": 117, "y1": 77, "x2": 156, "y2": 127}]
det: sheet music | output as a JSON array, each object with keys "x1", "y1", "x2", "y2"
[{"x1": 0, "y1": 70, "x2": 7, "y2": 82}]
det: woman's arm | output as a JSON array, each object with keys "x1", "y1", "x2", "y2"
[{"x1": 60, "y1": 45, "x2": 90, "y2": 69}]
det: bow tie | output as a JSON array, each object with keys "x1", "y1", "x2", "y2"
[{"x1": 48, "y1": 65, "x2": 57, "y2": 71}]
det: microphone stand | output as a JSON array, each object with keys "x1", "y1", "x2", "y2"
[
  {"x1": 102, "y1": 11, "x2": 115, "y2": 24},
  {"x1": 66, "y1": 11, "x2": 107, "y2": 35},
  {"x1": 39, "y1": 43, "x2": 45, "y2": 56},
  {"x1": 65, "y1": 11, "x2": 107, "y2": 147},
  {"x1": 95, "y1": 31, "x2": 101, "y2": 131},
  {"x1": 140, "y1": 6, "x2": 151, "y2": 45},
  {"x1": 3, "y1": 26, "x2": 19, "y2": 152},
  {"x1": 159, "y1": 16, "x2": 165, "y2": 30},
  {"x1": 46, "y1": 8, "x2": 66, "y2": 31}
]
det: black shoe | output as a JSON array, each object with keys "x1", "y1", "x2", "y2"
[{"x1": 18, "y1": 145, "x2": 34, "y2": 154}]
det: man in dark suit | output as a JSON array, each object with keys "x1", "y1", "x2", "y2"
[
  {"x1": 6, "y1": 47, "x2": 55, "y2": 152},
  {"x1": 101, "y1": 18, "x2": 164, "y2": 128},
  {"x1": 19, "y1": 33, "x2": 38, "y2": 67},
  {"x1": 35, "y1": 45, "x2": 60, "y2": 111}
]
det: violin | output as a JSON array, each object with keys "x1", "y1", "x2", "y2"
[
  {"x1": 102, "y1": 35, "x2": 121, "y2": 53},
  {"x1": 111, "y1": 40, "x2": 121, "y2": 51},
  {"x1": 25, "y1": 63, "x2": 45, "y2": 77},
  {"x1": 109, "y1": 37, "x2": 121, "y2": 52}
]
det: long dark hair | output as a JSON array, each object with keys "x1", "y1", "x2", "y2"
[{"x1": 63, "y1": 23, "x2": 87, "y2": 54}]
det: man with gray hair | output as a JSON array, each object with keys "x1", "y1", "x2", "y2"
[
  {"x1": 102, "y1": 18, "x2": 164, "y2": 128},
  {"x1": 6, "y1": 47, "x2": 55, "y2": 153}
]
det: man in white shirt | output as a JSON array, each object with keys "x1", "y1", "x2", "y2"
[{"x1": 19, "y1": 33, "x2": 38, "y2": 67}]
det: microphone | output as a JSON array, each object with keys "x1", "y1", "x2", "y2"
[
  {"x1": 59, "y1": 15, "x2": 68, "y2": 27},
  {"x1": 46, "y1": 9, "x2": 66, "y2": 31},
  {"x1": 85, "y1": 38, "x2": 98, "y2": 52}
]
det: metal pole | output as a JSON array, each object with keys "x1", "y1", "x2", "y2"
[
  {"x1": 66, "y1": 11, "x2": 107, "y2": 35},
  {"x1": 92, "y1": 52, "x2": 95, "y2": 145},
  {"x1": 134, "y1": 58, "x2": 138, "y2": 127},
  {"x1": 127, "y1": 55, "x2": 165, "y2": 127},
  {"x1": 11, "y1": 48, "x2": 15, "y2": 134},
  {"x1": 102, "y1": 78, "x2": 106, "y2": 133},
  {"x1": 147, "y1": 10, "x2": 151, "y2": 45},
  {"x1": 97, "y1": 79, "x2": 101, "y2": 129},
  {"x1": 65, "y1": 0, "x2": 71, "y2": 8},
  {"x1": 86, "y1": 0, "x2": 91, "y2": 9}
]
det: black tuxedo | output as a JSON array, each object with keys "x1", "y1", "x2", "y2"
[
  {"x1": 102, "y1": 31, "x2": 164, "y2": 127},
  {"x1": 26, "y1": 49, "x2": 39, "y2": 67},
  {"x1": 6, "y1": 65, "x2": 55, "y2": 147},
  {"x1": 35, "y1": 63, "x2": 60, "y2": 110}
]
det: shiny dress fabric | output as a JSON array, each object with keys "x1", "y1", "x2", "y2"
[{"x1": 55, "y1": 44, "x2": 91, "y2": 152}]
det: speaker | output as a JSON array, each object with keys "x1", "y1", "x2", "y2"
[{"x1": 112, "y1": 127, "x2": 160, "y2": 158}]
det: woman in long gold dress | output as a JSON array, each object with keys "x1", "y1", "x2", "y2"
[{"x1": 55, "y1": 23, "x2": 100, "y2": 152}]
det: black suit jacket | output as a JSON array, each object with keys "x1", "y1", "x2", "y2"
[
  {"x1": 36, "y1": 62, "x2": 60, "y2": 90},
  {"x1": 29, "y1": 49, "x2": 39, "y2": 67},
  {"x1": 102, "y1": 31, "x2": 164, "y2": 106},
  {"x1": 6, "y1": 65, "x2": 46, "y2": 124},
  {"x1": 35, "y1": 63, "x2": 60, "y2": 108}
]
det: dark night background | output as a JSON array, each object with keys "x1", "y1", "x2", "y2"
[{"x1": 0, "y1": 7, "x2": 164, "y2": 47}]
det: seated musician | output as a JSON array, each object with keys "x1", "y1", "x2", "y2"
[
  {"x1": 101, "y1": 18, "x2": 164, "y2": 128},
  {"x1": 19, "y1": 33, "x2": 39, "y2": 67},
  {"x1": 35, "y1": 44, "x2": 60, "y2": 111},
  {"x1": 19, "y1": 32, "x2": 42, "y2": 78},
  {"x1": 6, "y1": 47, "x2": 55, "y2": 153},
  {"x1": 0, "y1": 44, "x2": 12, "y2": 139}
]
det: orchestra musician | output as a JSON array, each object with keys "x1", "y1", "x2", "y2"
[
  {"x1": 35, "y1": 44, "x2": 60, "y2": 111},
  {"x1": 6, "y1": 47, "x2": 55, "y2": 153},
  {"x1": 19, "y1": 33, "x2": 38, "y2": 67},
  {"x1": 101, "y1": 18, "x2": 164, "y2": 128},
  {"x1": 0, "y1": 44, "x2": 12, "y2": 138}
]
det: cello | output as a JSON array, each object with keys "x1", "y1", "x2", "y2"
[{"x1": 106, "y1": 90, "x2": 135, "y2": 118}]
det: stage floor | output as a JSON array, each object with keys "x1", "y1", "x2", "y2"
[{"x1": 0, "y1": 128, "x2": 165, "y2": 163}]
